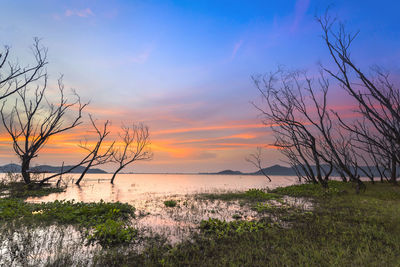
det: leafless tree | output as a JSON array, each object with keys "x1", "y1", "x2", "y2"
[
  {"x1": 246, "y1": 147, "x2": 271, "y2": 182},
  {"x1": 253, "y1": 69, "x2": 338, "y2": 187},
  {"x1": 74, "y1": 115, "x2": 115, "y2": 185},
  {"x1": 0, "y1": 38, "x2": 47, "y2": 100},
  {"x1": 0, "y1": 77, "x2": 87, "y2": 184},
  {"x1": 110, "y1": 123, "x2": 153, "y2": 184},
  {"x1": 318, "y1": 13, "x2": 400, "y2": 184}
]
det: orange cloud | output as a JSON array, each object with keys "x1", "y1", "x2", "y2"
[{"x1": 153, "y1": 124, "x2": 266, "y2": 135}]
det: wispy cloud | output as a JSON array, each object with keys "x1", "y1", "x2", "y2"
[
  {"x1": 291, "y1": 0, "x2": 310, "y2": 32},
  {"x1": 231, "y1": 40, "x2": 243, "y2": 60},
  {"x1": 129, "y1": 46, "x2": 154, "y2": 64},
  {"x1": 65, "y1": 8, "x2": 94, "y2": 18}
]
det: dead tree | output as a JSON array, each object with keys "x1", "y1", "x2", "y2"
[
  {"x1": 246, "y1": 147, "x2": 272, "y2": 182},
  {"x1": 110, "y1": 123, "x2": 153, "y2": 184},
  {"x1": 318, "y1": 13, "x2": 400, "y2": 184},
  {"x1": 0, "y1": 38, "x2": 47, "y2": 100},
  {"x1": 74, "y1": 115, "x2": 115, "y2": 185},
  {"x1": 0, "y1": 77, "x2": 87, "y2": 184},
  {"x1": 253, "y1": 70, "x2": 335, "y2": 187}
]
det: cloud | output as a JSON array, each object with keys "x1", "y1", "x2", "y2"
[
  {"x1": 153, "y1": 123, "x2": 265, "y2": 135},
  {"x1": 129, "y1": 46, "x2": 154, "y2": 64},
  {"x1": 231, "y1": 40, "x2": 243, "y2": 60},
  {"x1": 291, "y1": 0, "x2": 310, "y2": 32},
  {"x1": 65, "y1": 8, "x2": 94, "y2": 18}
]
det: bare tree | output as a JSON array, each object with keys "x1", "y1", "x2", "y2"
[
  {"x1": 253, "y1": 69, "x2": 337, "y2": 187},
  {"x1": 318, "y1": 13, "x2": 400, "y2": 184},
  {"x1": 0, "y1": 38, "x2": 47, "y2": 100},
  {"x1": 246, "y1": 147, "x2": 271, "y2": 182},
  {"x1": 110, "y1": 123, "x2": 153, "y2": 184},
  {"x1": 0, "y1": 77, "x2": 87, "y2": 184},
  {"x1": 74, "y1": 115, "x2": 115, "y2": 185}
]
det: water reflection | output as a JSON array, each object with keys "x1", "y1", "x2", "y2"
[
  {"x1": 27, "y1": 174, "x2": 301, "y2": 243},
  {"x1": 28, "y1": 173, "x2": 298, "y2": 203}
]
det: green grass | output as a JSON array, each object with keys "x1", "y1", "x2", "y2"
[
  {"x1": 0, "y1": 198, "x2": 137, "y2": 247},
  {"x1": 0, "y1": 199, "x2": 135, "y2": 226},
  {"x1": 270, "y1": 180, "x2": 349, "y2": 197},
  {"x1": 93, "y1": 182, "x2": 400, "y2": 266},
  {"x1": 200, "y1": 188, "x2": 282, "y2": 201},
  {"x1": 0, "y1": 182, "x2": 65, "y2": 199},
  {"x1": 200, "y1": 218, "x2": 269, "y2": 238},
  {"x1": 2, "y1": 180, "x2": 400, "y2": 265}
]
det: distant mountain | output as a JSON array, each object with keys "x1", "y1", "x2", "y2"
[
  {"x1": 207, "y1": 164, "x2": 398, "y2": 178},
  {"x1": 216, "y1": 170, "x2": 243, "y2": 175},
  {"x1": 0, "y1": 164, "x2": 107, "y2": 174},
  {"x1": 252, "y1": 164, "x2": 295, "y2": 176},
  {"x1": 200, "y1": 165, "x2": 294, "y2": 176},
  {"x1": 0, "y1": 163, "x2": 20, "y2": 173},
  {"x1": 199, "y1": 169, "x2": 243, "y2": 175}
]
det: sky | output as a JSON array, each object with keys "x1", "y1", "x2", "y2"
[{"x1": 0, "y1": 0, "x2": 399, "y2": 173}]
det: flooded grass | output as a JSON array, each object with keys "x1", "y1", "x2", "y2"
[{"x1": 1, "y1": 175, "x2": 399, "y2": 266}]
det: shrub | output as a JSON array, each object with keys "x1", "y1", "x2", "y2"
[
  {"x1": 164, "y1": 200, "x2": 177, "y2": 207},
  {"x1": 87, "y1": 219, "x2": 138, "y2": 247}
]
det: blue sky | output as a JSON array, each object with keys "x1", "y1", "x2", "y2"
[{"x1": 0, "y1": 0, "x2": 399, "y2": 172}]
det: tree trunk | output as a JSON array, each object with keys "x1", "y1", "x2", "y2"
[
  {"x1": 21, "y1": 158, "x2": 31, "y2": 184},
  {"x1": 111, "y1": 167, "x2": 123, "y2": 184},
  {"x1": 390, "y1": 155, "x2": 397, "y2": 185},
  {"x1": 75, "y1": 161, "x2": 93, "y2": 185}
]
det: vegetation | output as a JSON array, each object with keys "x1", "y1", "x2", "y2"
[
  {"x1": 200, "y1": 218, "x2": 268, "y2": 238},
  {"x1": 1, "y1": 179, "x2": 400, "y2": 266},
  {"x1": 91, "y1": 181, "x2": 400, "y2": 266},
  {"x1": 0, "y1": 181, "x2": 65, "y2": 199},
  {"x1": 87, "y1": 219, "x2": 138, "y2": 247},
  {"x1": 164, "y1": 200, "x2": 178, "y2": 207},
  {"x1": 0, "y1": 198, "x2": 134, "y2": 225},
  {"x1": 0, "y1": 185, "x2": 137, "y2": 250},
  {"x1": 200, "y1": 188, "x2": 281, "y2": 202},
  {"x1": 271, "y1": 180, "x2": 349, "y2": 197}
]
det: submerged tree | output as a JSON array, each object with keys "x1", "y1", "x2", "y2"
[
  {"x1": 246, "y1": 147, "x2": 272, "y2": 182},
  {"x1": 110, "y1": 123, "x2": 153, "y2": 184},
  {"x1": 0, "y1": 77, "x2": 87, "y2": 184},
  {"x1": 74, "y1": 115, "x2": 115, "y2": 185},
  {"x1": 0, "y1": 38, "x2": 47, "y2": 100}
]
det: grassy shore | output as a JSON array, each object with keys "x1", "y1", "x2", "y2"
[{"x1": 1, "y1": 181, "x2": 399, "y2": 266}]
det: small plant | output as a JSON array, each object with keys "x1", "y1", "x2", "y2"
[
  {"x1": 200, "y1": 189, "x2": 281, "y2": 202},
  {"x1": 164, "y1": 200, "x2": 177, "y2": 207},
  {"x1": 86, "y1": 219, "x2": 138, "y2": 247},
  {"x1": 271, "y1": 181, "x2": 348, "y2": 197},
  {"x1": 232, "y1": 214, "x2": 242, "y2": 219},
  {"x1": 200, "y1": 218, "x2": 267, "y2": 238},
  {"x1": 244, "y1": 188, "x2": 279, "y2": 200}
]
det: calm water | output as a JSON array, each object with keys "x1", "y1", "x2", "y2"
[
  {"x1": 25, "y1": 174, "x2": 304, "y2": 244},
  {"x1": 27, "y1": 173, "x2": 299, "y2": 203},
  {"x1": 2, "y1": 174, "x2": 307, "y2": 265}
]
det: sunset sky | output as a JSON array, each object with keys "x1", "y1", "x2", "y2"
[{"x1": 0, "y1": 0, "x2": 399, "y2": 173}]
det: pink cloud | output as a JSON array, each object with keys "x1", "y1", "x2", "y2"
[
  {"x1": 65, "y1": 8, "x2": 94, "y2": 18},
  {"x1": 231, "y1": 40, "x2": 243, "y2": 60},
  {"x1": 291, "y1": 0, "x2": 310, "y2": 32},
  {"x1": 130, "y1": 47, "x2": 153, "y2": 63}
]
